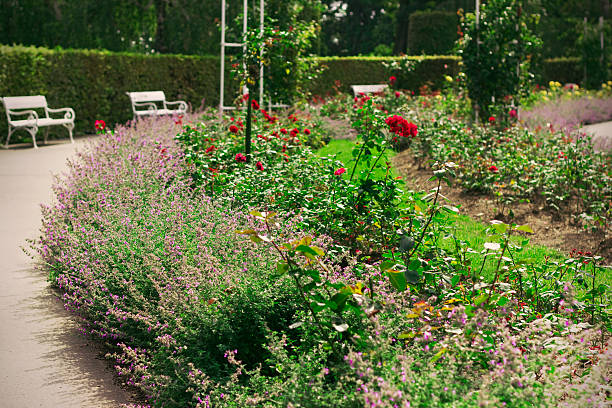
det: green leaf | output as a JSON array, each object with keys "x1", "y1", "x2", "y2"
[
  {"x1": 276, "y1": 261, "x2": 289, "y2": 275},
  {"x1": 296, "y1": 244, "x2": 321, "y2": 258},
  {"x1": 430, "y1": 347, "x2": 448, "y2": 363},
  {"x1": 380, "y1": 260, "x2": 397, "y2": 272},
  {"x1": 490, "y1": 220, "x2": 509, "y2": 234},
  {"x1": 387, "y1": 270, "x2": 407, "y2": 292},
  {"x1": 497, "y1": 296, "x2": 509, "y2": 306},
  {"x1": 515, "y1": 224, "x2": 534, "y2": 234},
  {"x1": 405, "y1": 269, "x2": 420, "y2": 284}
]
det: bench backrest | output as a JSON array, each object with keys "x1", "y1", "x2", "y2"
[
  {"x1": 2, "y1": 95, "x2": 48, "y2": 110},
  {"x1": 127, "y1": 91, "x2": 166, "y2": 103},
  {"x1": 350, "y1": 84, "x2": 388, "y2": 97}
]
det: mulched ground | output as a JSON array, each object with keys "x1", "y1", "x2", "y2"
[{"x1": 392, "y1": 151, "x2": 611, "y2": 264}]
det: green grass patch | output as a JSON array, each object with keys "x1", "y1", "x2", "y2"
[{"x1": 315, "y1": 139, "x2": 610, "y2": 284}]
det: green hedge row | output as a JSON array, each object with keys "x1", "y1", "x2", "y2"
[
  {"x1": 540, "y1": 57, "x2": 583, "y2": 85},
  {"x1": 0, "y1": 45, "x2": 234, "y2": 136},
  {"x1": 0, "y1": 45, "x2": 601, "y2": 139},
  {"x1": 407, "y1": 11, "x2": 458, "y2": 56},
  {"x1": 309, "y1": 56, "x2": 461, "y2": 96}
]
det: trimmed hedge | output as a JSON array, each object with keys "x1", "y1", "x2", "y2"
[
  {"x1": 1, "y1": 45, "x2": 599, "y2": 140},
  {"x1": 308, "y1": 56, "x2": 461, "y2": 96},
  {"x1": 408, "y1": 11, "x2": 458, "y2": 56},
  {"x1": 0, "y1": 45, "x2": 235, "y2": 136},
  {"x1": 540, "y1": 57, "x2": 583, "y2": 85}
]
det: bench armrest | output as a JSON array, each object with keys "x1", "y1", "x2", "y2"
[
  {"x1": 165, "y1": 100, "x2": 188, "y2": 112},
  {"x1": 6, "y1": 109, "x2": 39, "y2": 123},
  {"x1": 46, "y1": 107, "x2": 75, "y2": 120}
]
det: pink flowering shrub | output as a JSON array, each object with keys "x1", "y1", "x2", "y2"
[{"x1": 33, "y1": 117, "x2": 310, "y2": 404}]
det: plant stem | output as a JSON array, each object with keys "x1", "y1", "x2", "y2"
[{"x1": 408, "y1": 177, "x2": 442, "y2": 260}]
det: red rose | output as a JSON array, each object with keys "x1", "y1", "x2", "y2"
[
  {"x1": 256, "y1": 161, "x2": 264, "y2": 171},
  {"x1": 251, "y1": 99, "x2": 260, "y2": 110},
  {"x1": 488, "y1": 165, "x2": 498, "y2": 173},
  {"x1": 94, "y1": 119, "x2": 106, "y2": 131},
  {"x1": 235, "y1": 153, "x2": 247, "y2": 162},
  {"x1": 205, "y1": 145, "x2": 216, "y2": 154},
  {"x1": 509, "y1": 109, "x2": 517, "y2": 118},
  {"x1": 488, "y1": 116, "x2": 496, "y2": 124},
  {"x1": 334, "y1": 168, "x2": 346, "y2": 176},
  {"x1": 280, "y1": 128, "x2": 287, "y2": 134},
  {"x1": 229, "y1": 125, "x2": 239, "y2": 133},
  {"x1": 304, "y1": 128, "x2": 311, "y2": 135},
  {"x1": 385, "y1": 115, "x2": 418, "y2": 138},
  {"x1": 395, "y1": 91, "x2": 401, "y2": 98},
  {"x1": 389, "y1": 76, "x2": 397, "y2": 85}
]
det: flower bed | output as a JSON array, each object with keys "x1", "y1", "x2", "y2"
[{"x1": 34, "y1": 107, "x2": 611, "y2": 407}]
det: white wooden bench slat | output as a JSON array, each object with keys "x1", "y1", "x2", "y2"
[
  {"x1": 126, "y1": 91, "x2": 187, "y2": 120},
  {"x1": 3, "y1": 95, "x2": 48, "y2": 110},
  {"x1": 1, "y1": 95, "x2": 75, "y2": 149}
]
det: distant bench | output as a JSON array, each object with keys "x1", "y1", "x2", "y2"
[
  {"x1": 350, "y1": 84, "x2": 389, "y2": 97},
  {"x1": 126, "y1": 91, "x2": 187, "y2": 121},
  {"x1": 1, "y1": 95, "x2": 75, "y2": 149}
]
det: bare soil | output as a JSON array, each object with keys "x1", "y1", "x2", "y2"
[{"x1": 392, "y1": 150, "x2": 611, "y2": 264}]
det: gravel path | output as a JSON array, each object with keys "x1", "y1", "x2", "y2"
[{"x1": 0, "y1": 138, "x2": 134, "y2": 407}]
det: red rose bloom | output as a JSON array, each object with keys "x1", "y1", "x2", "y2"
[
  {"x1": 205, "y1": 145, "x2": 216, "y2": 154},
  {"x1": 488, "y1": 116, "x2": 496, "y2": 124},
  {"x1": 488, "y1": 165, "x2": 498, "y2": 173},
  {"x1": 235, "y1": 153, "x2": 247, "y2": 162},
  {"x1": 251, "y1": 99, "x2": 260, "y2": 110},
  {"x1": 280, "y1": 128, "x2": 288, "y2": 134},
  {"x1": 94, "y1": 119, "x2": 106, "y2": 131},
  {"x1": 385, "y1": 115, "x2": 418, "y2": 138},
  {"x1": 304, "y1": 128, "x2": 311, "y2": 135},
  {"x1": 256, "y1": 161, "x2": 264, "y2": 171},
  {"x1": 229, "y1": 125, "x2": 239, "y2": 133},
  {"x1": 334, "y1": 168, "x2": 346, "y2": 176},
  {"x1": 389, "y1": 76, "x2": 397, "y2": 85},
  {"x1": 395, "y1": 91, "x2": 401, "y2": 98},
  {"x1": 509, "y1": 109, "x2": 517, "y2": 118}
]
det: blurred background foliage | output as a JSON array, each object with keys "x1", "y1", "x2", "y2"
[{"x1": 0, "y1": 0, "x2": 610, "y2": 58}]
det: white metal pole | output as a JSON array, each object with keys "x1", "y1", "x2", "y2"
[
  {"x1": 243, "y1": 0, "x2": 248, "y2": 99},
  {"x1": 259, "y1": 0, "x2": 264, "y2": 107},
  {"x1": 219, "y1": 0, "x2": 226, "y2": 117},
  {"x1": 475, "y1": 0, "x2": 480, "y2": 123}
]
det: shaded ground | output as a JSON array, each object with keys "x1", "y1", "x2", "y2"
[{"x1": 0, "y1": 138, "x2": 137, "y2": 407}]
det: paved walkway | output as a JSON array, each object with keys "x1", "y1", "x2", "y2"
[
  {"x1": 0, "y1": 138, "x2": 134, "y2": 407},
  {"x1": 581, "y1": 120, "x2": 612, "y2": 152}
]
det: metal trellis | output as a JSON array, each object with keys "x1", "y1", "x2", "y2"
[{"x1": 219, "y1": 0, "x2": 264, "y2": 116}]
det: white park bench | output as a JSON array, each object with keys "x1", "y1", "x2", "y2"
[
  {"x1": 126, "y1": 91, "x2": 187, "y2": 121},
  {"x1": 350, "y1": 84, "x2": 389, "y2": 97},
  {"x1": 1, "y1": 95, "x2": 75, "y2": 149}
]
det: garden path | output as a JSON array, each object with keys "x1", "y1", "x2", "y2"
[
  {"x1": 0, "y1": 138, "x2": 134, "y2": 407},
  {"x1": 581, "y1": 119, "x2": 612, "y2": 152}
]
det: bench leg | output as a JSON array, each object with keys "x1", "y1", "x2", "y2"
[
  {"x1": 5, "y1": 127, "x2": 14, "y2": 148},
  {"x1": 28, "y1": 126, "x2": 39, "y2": 149},
  {"x1": 65, "y1": 123, "x2": 74, "y2": 144},
  {"x1": 44, "y1": 128, "x2": 49, "y2": 144}
]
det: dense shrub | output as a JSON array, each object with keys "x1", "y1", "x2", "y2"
[{"x1": 407, "y1": 11, "x2": 458, "y2": 55}]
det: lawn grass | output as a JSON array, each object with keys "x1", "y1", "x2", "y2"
[{"x1": 317, "y1": 139, "x2": 611, "y2": 286}]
